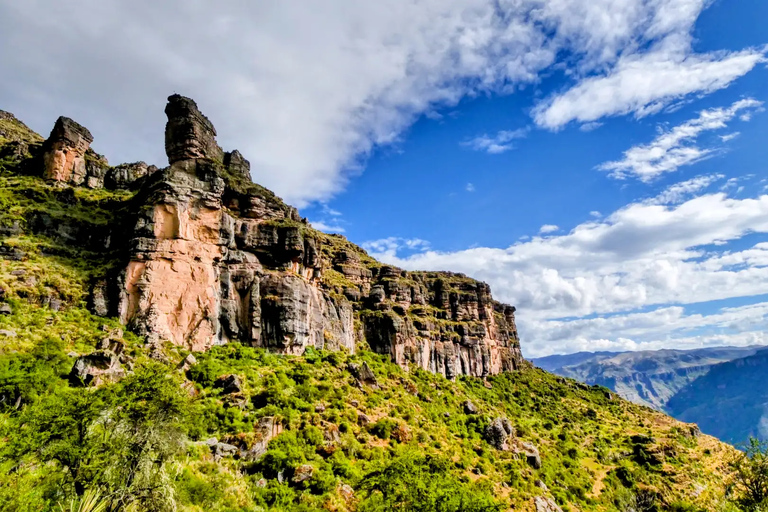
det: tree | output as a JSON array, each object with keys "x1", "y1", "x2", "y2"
[
  {"x1": 95, "y1": 361, "x2": 191, "y2": 511},
  {"x1": 4, "y1": 361, "x2": 192, "y2": 512},
  {"x1": 729, "y1": 437, "x2": 768, "y2": 512}
]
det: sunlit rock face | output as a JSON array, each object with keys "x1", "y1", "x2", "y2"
[
  {"x1": 118, "y1": 95, "x2": 355, "y2": 354},
  {"x1": 30, "y1": 93, "x2": 524, "y2": 377},
  {"x1": 41, "y1": 116, "x2": 93, "y2": 184}
]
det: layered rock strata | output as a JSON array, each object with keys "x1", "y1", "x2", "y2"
[
  {"x1": 10, "y1": 95, "x2": 525, "y2": 378},
  {"x1": 41, "y1": 116, "x2": 95, "y2": 184},
  {"x1": 117, "y1": 95, "x2": 355, "y2": 354}
]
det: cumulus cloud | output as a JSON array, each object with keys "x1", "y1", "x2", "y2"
[
  {"x1": 462, "y1": 128, "x2": 528, "y2": 154},
  {"x1": 539, "y1": 224, "x2": 560, "y2": 234},
  {"x1": 598, "y1": 99, "x2": 762, "y2": 181},
  {"x1": 309, "y1": 221, "x2": 346, "y2": 234},
  {"x1": 466, "y1": 183, "x2": 476, "y2": 192},
  {"x1": 362, "y1": 237, "x2": 431, "y2": 259},
  {"x1": 365, "y1": 188, "x2": 768, "y2": 356},
  {"x1": 523, "y1": 302, "x2": 768, "y2": 356},
  {"x1": 0, "y1": 0, "x2": 761, "y2": 205}
]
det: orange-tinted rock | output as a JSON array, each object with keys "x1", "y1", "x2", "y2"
[{"x1": 41, "y1": 116, "x2": 93, "y2": 183}]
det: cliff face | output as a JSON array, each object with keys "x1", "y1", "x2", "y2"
[{"x1": 1, "y1": 96, "x2": 524, "y2": 378}]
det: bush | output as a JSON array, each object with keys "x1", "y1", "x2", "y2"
[
  {"x1": 369, "y1": 418, "x2": 399, "y2": 440},
  {"x1": 358, "y1": 450, "x2": 502, "y2": 512}
]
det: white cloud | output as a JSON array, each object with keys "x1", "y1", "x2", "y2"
[
  {"x1": 365, "y1": 188, "x2": 768, "y2": 356},
  {"x1": 523, "y1": 302, "x2": 768, "y2": 357},
  {"x1": 720, "y1": 132, "x2": 740, "y2": 142},
  {"x1": 309, "y1": 221, "x2": 346, "y2": 234},
  {"x1": 589, "y1": 211, "x2": 602, "y2": 218},
  {"x1": 362, "y1": 237, "x2": 431, "y2": 259},
  {"x1": 539, "y1": 224, "x2": 559, "y2": 234},
  {"x1": 648, "y1": 174, "x2": 723, "y2": 205},
  {"x1": 598, "y1": 99, "x2": 762, "y2": 181},
  {"x1": 534, "y1": 47, "x2": 765, "y2": 130},
  {"x1": 466, "y1": 183, "x2": 476, "y2": 192},
  {"x1": 462, "y1": 128, "x2": 528, "y2": 154},
  {"x1": 579, "y1": 122, "x2": 603, "y2": 132},
  {"x1": 0, "y1": 0, "x2": 761, "y2": 205}
]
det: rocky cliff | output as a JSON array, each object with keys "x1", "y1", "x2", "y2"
[{"x1": 0, "y1": 96, "x2": 524, "y2": 378}]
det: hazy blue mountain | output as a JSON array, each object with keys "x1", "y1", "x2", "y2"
[
  {"x1": 667, "y1": 348, "x2": 768, "y2": 445},
  {"x1": 531, "y1": 351, "x2": 622, "y2": 372},
  {"x1": 534, "y1": 346, "x2": 765, "y2": 410}
]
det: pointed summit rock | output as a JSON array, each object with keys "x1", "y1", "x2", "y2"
[
  {"x1": 223, "y1": 149, "x2": 251, "y2": 181},
  {"x1": 164, "y1": 94, "x2": 224, "y2": 164},
  {"x1": 41, "y1": 116, "x2": 94, "y2": 183}
]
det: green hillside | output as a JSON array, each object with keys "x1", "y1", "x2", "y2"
[{"x1": 0, "y1": 111, "x2": 739, "y2": 512}]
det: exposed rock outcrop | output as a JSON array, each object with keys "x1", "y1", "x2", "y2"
[
  {"x1": 14, "y1": 94, "x2": 526, "y2": 379},
  {"x1": 165, "y1": 94, "x2": 224, "y2": 163},
  {"x1": 534, "y1": 496, "x2": 563, "y2": 512},
  {"x1": 484, "y1": 417, "x2": 515, "y2": 450},
  {"x1": 69, "y1": 350, "x2": 125, "y2": 386},
  {"x1": 41, "y1": 116, "x2": 94, "y2": 184}
]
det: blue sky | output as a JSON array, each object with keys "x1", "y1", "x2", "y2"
[{"x1": 1, "y1": 0, "x2": 767, "y2": 356}]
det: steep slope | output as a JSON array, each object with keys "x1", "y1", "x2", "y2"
[
  {"x1": 667, "y1": 348, "x2": 768, "y2": 445},
  {"x1": 536, "y1": 346, "x2": 764, "y2": 410},
  {"x1": 0, "y1": 99, "x2": 738, "y2": 512}
]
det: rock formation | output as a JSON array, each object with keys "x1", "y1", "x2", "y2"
[
  {"x1": 165, "y1": 94, "x2": 224, "y2": 163},
  {"x1": 17, "y1": 95, "x2": 526, "y2": 378},
  {"x1": 41, "y1": 116, "x2": 111, "y2": 188}
]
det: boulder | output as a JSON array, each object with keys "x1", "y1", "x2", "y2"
[
  {"x1": 212, "y1": 442, "x2": 239, "y2": 460},
  {"x1": 357, "y1": 412, "x2": 371, "y2": 427},
  {"x1": 241, "y1": 416, "x2": 284, "y2": 461},
  {"x1": 0, "y1": 329, "x2": 17, "y2": 337},
  {"x1": 463, "y1": 400, "x2": 478, "y2": 414},
  {"x1": 0, "y1": 303, "x2": 11, "y2": 315},
  {"x1": 534, "y1": 496, "x2": 563, "y2": 512},
  {"x1": 323, "y1": 422, "x2": 341, "y2": 443},
  {"x1": 521, "y1": 441, "x2": 542, "y2": 469},
  {"x1": 89, "y1": 280, "x2": 110, "y2": 317},
  {"x1": 338, "y1": 483, "x2": 355, "y2": 502},
  {"x1": 484, "y1": 417, "x2": 515, "y2": 451},
  {"x1": 69, "y1": 350, "x2": 124, "y2": 386},
  {"x1": 214, "y1": 374, "x2": 243, "y2": 394},
  {"x1": 348, "y1": 361, "x2": 379, "y2": 388},
  {"x1": 177, "y1": 354, "x2": 198, "y2": 372}
]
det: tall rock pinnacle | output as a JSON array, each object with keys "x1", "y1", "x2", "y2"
[{"x1": 164, "y1": 94, "x2": 224, "y2": 164}]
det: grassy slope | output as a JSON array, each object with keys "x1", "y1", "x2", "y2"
[{"x1": 0, "y1": 117, "x2": 736, "y2": 512}]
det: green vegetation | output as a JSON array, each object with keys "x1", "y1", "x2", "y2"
[
  {"x1": 728, "y1": 438, "x2": 768, "y2": 511},
  {"x1": 0, "y1": 112, "x2": 44, "y2": 146},
  {"x1": 0, "y1": 327, "x2": 738, "y2": 511},
  {"x1": 0, "y1": 115, "x2": 743, "y2": 512}
]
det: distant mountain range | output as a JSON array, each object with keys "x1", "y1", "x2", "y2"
[{"x1": 533, "y1": 345, "x2": 768, "y2": 445}]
